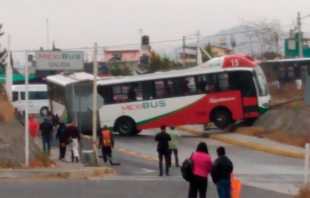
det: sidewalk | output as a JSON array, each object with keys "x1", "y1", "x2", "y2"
[
  {"x1": 0, "y1": 138, "x2": 114, "y2": 179},
  {"x1": 177, "y1": 125, "x2": 305, "y2": 159}
]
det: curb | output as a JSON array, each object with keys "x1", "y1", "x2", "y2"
[
  {"x1": 0, "y1": 167, "x2": 115, "y2": 179},
  {"x1": 176, "y1": 126, "x2": 305, "y2": 159}
]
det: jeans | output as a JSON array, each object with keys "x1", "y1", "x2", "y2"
[
  {"x1": 158, "y1": 150, "x2": 170, "y2": 175},
  {"x1": 168, "y1": 149, "x2": 179, "y2": 166},
  {"x1": 188, "y1": 175, "x2": 208, "y2": 198},
  {"x1": 42, "y1": 135, "x2": 51, "y2": 154},
  {"x1": 217, "y1": 179, "x2": 231, "y2": 198}
]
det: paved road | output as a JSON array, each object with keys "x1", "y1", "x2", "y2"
[{"x1": 30, "y1": 120, "x2": 298, "y2": 197}]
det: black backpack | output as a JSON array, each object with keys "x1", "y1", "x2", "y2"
[{"x1": 180, "y1": 154, "x2": 194, "y2": 182}]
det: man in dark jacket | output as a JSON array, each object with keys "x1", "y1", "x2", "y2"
[
  {"x1": 211, "y1": 146, "x2": 233, "y2": 198},
  {"x1": 56, "y1": 119, "x2": 67, "y2": 160},
  {"x1": 39, "y1": 116, "x2": 54, "y2": 154},
  {"x1": 155, "y1": 125, "x2": 171, "y2": 176}
]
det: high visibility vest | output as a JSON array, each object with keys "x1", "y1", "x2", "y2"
[{"x1": 102, "y1": 130, "x2": 111, "y2": 147}]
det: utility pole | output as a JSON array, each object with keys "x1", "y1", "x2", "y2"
[
  {"x1": 25, "y1": 50, "x2": 29, "y2": 167},
  {"x1": 298, "y1": 12, "x2": 303, "y2": 58},
  {"x1": 274, "y1": 32, "x2": 279, "y2": 57},
  {"x1": 231, "y1": 34, "x2": 236, "y2": 54},
  {"x1": 92, "y1": 43, "x2": 100, "y2": 166},
  {"x1": 46, "y1": 18, "x2": 49, "y2": 50},
  {"x1": 6, "y1": 34, "x2": 12, "y2": 102},
  {"x1": 182, "y1": 36, "x2": 185, "y2": 68}
]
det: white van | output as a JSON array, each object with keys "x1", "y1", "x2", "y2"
[{"x1": 12, "y1": 84, "x2": 49, "y2": 116}]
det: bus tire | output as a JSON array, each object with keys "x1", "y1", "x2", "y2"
[
  {"x1": 213, "y1": 109, "x2": 232, "y2": 130},
  {"x1": 115, "y1": 116, "x2": 136, "y2": 136},
  {"x1": 40, "y1": 106, "x2": 49, "y2": 117}
]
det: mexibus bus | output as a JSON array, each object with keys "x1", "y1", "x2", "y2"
[
  {"x1": 96, "y1": 54, "x2": 270, "y2": 135},
  {"x1": 46, "y1": 54, "x2": 270, "y2": 136}
]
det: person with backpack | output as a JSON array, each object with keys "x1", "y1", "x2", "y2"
[
  {"x1": 211, "y1": 146, "x2": 233, "y2": 198},
  {"x1": 155, "y1": 125, "x2": 171, "y2": 176},
  {"x1": 99, "y1": 125, "x2": 114, "y2": 164},
  {"x1": 168, "y1": 126, "x2": 181, "y2": 167},
  {"x1": 56, "y1": 119, "x2": 67, "y2": 160},
  {"x1": 188, "y1": 142, "x2": 212, "y2": 198}
]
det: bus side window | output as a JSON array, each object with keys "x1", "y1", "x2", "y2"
[
  {"x1": 12, "y1": 91, "x2": 19, "y2": 102},
  {"x1": 112, "y1": 86, "x2": 122, "y2": 103},
  {"x1": 155, "y1": 80, "x2": 164, "y2": 99},
  {"x1": 163, "y1": 79, "x2": 174, "y2": 98},
  {"x1": 196, "y1": 75, "x2": 207, "y2": 94},
  {"x1": 186, "y1": 77, "x2": 196, "y2": 95},
  {"x1": 218, "y1": 73, "x2": 229, "y2": 91},
  {"x1": 142, "y1": 81, "x2": 155, "y2": 100}
]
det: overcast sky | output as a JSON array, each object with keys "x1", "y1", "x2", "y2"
[{"x1": 1, "y1": 0, "x2": 310, "y2": 61}]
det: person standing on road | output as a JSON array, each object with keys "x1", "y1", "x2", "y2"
[
  {"x1": 99, "y1": 125, "x2": 114, "y2": 164},
  {"x1": 168, "y1": 126, "x2": 181, "y2": 167},
  {"x1": 155, "y1": 125, "x2": 171, "y2": 176},
  {"x1": 211, "y1": 146, "x2": 233, "y2": 198},
  {"x1": 28, "y1": 114, "x2": 39, "y2": 138},
  {"x1": 64, "y1": 121, "x2": 80, "y2": 163},
  {"x1": 56, "y1": 119, "x2": 67, "y2": 160},
  {"x1": 39, "y1": 116, "x2": 54, "y2": 154},
  {"x1": 188, "y1": 142, "x2": 212, "y2": 198}
]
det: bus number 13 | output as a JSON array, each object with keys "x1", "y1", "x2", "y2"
[{"x1": 230, "y1": 59, "x2": 239, "y2": 67}]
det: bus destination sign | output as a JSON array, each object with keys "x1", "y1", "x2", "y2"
[{"x1": 35, "y1": 51, "x2": 84, "y2": 71}]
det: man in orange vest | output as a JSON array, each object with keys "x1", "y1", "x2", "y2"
[{"x1": 99, "y1": 125, "x2": 114, "y2": 164}]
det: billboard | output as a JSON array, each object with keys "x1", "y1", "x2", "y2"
[{"x1": 35, "y1": 51, "x2": 84, "y2": 71}]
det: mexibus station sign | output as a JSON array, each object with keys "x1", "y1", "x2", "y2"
[{"x1": 36, "y1": 51, "x2": 84, "y2": 70}]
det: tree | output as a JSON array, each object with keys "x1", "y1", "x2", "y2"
[
  {"x1": 122, "y1": 66, "x2": 131, "y2": 76},
  {"x1": 241, "y1": 17, "x2": 285, "y2": 59},
  {"x1": 110, "y1": 62, "x2": 123, "y2": 76},
  {"x1": 148, "y1": 51, "x2": 161, "y2": 72},
  {"x1": 202, "y1": 43, "x2": 214, "y2": 62},
  {"x1": 161, "y1": 57, "x2": 171, "y2": 70},
  {"x1": 263, "y1": 51, "x2": 281, "y2": 60}
]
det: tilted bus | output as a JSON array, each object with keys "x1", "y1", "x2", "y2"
[
  {"x1": 96, "y1": 54, "x2": 270, "y2": 135},
  {"x1": 47, "y1": 54, "x2": 270, "y2": 136}
]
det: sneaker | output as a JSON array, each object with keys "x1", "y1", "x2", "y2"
[{"x1": 75, "y1": 157, "x2": 79, "y2": 163}]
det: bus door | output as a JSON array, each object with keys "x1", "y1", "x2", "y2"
[{"x1": 229, "y1": 71, "x2": 259, "y2": 119}]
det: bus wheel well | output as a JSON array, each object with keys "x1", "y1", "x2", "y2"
[
  {"x1": 210, "y1": 106, "x2": 233, "y2": 129},
  {"x1": 114, "y1": 116, "x2": 137, "y2": 136}
]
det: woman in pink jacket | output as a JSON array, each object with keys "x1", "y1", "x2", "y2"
[{"x1": 188, "y1": 142, "x2": 213, "y2": 198}]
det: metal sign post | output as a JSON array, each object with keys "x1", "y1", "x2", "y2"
[{"x1": 6, "y1": 35, "x2": 12, "y2": 101}]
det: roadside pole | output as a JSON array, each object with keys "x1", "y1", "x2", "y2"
[
  {"x1": 305, "y1": 143, "x2": 309, "y2": 184},
  {"x1": 6, "y1": 35, "x2": 12, "y2": 101},
  {"x1": 92, "y1": 43, "x2": 100, "y2": 165},
  {"x1": 25, "y1": 50, "x2": 29, "y2": 167}
]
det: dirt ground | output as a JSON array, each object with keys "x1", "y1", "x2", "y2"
[{"x1": 238, "y1": 83, "x2": 310, "y2": 148}]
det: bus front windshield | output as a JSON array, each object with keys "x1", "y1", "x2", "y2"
[{"x1": 253, "y1": 66, "x2": 269, "y2": 97}]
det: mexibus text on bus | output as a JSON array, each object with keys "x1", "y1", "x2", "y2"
[{"x1": 46, "y1": 54, "x2": 270, "y2": 136}]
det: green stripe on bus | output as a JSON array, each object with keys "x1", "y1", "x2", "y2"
[{"x1": 136, "y1": 96, "x2": 205, "y2": 126}]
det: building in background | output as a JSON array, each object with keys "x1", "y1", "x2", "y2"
[{"x1": 285, "y1": 31, "x2": 310, "y2": 58}]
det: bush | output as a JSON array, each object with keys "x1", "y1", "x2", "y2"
[{"x1": 296, "y1": 185, "x2": 310, "y2": 198}]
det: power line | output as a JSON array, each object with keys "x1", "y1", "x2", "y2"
[{"x1": 10, "y1": 22, "x2": 295, "y2": 53}]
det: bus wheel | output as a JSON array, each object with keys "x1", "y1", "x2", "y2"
[
  {"x1": 40, "y1": 106, "x2": 49, "y2": 117},
  {"x1": 213, "y1": 110, "x2": 232, "y2": 129},
  {"x1": 115, "y1": 117, "x2": 136, "y2": 136}
]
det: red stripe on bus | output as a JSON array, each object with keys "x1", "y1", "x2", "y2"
[{"x1": 137, "y1": 91, "x2": 245, "y2": 130}]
